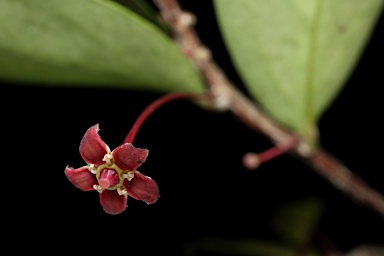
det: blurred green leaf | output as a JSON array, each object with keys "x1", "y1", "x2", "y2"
[
  {"x1": 272, "y1": 197, "x2": 324, "y2": 247},
  {"x1": 214, "y1": 0, "x2": 383, "y2": 143},
  {"x1": 111, "y1": 0, "x2": 167, "y2": 30},
  {"x1": 0, "y1": 0, "x2": 204, "y2": 93},
  {"x1": 185, "y1": 237, "x2": 318, "y2": 256}
]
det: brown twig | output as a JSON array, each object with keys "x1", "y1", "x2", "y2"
[{"x1": 153, "y1": 0, "x2": 384, "y2": 216}]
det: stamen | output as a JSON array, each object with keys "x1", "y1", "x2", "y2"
[
  {"x1": 117, "y1": 187, "x2": 128, "y2": 196},
  {"x1": 124, "y1": 172, "x2": 135, "y2": 181},
  {"x1": 102, "y1": 153, "x2": 113, "y2": 165},
  {"x1": 93, "y1": 185, "x2": 103, "y2": 193},
  {"x1": 88, "y1": 164, "x2": 97, "y2": 174}
]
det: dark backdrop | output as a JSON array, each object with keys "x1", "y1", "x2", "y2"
[{"x1": 2, "y1": 1, "x2": 383, "y2": 255}]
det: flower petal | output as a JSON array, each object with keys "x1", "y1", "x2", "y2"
[
  {"x1": 79, "y1": 124, "x2": 109, "y2": 165},
  {"x1": 64, "y1": 166, "x2": 96, "y2": 191},
  {"x1": 99, "y1": 190, "x2": 127, "y2": 215},
  {"x1": 113, "y1": 143, "x2": 148, "y2": 171},
  {"x1": 126, "y1": 172, "x2": 159, "y2": 204}
]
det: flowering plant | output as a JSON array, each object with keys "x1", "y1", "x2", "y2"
[{"x1": 65, "y1": 124, "x2": 159, "y2": 215}]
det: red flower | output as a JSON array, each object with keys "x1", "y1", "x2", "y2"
[{"x1": 65, "y1": 124, "x2": 159, "y2": 215}]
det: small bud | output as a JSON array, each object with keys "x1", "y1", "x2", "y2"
[{"x1": 242, "y1": 153, "x2": 261, "y2": 170}]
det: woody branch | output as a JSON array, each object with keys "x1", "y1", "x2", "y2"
[{"x1": 153, "y1": 0, "x2": 384, "y2": 216}]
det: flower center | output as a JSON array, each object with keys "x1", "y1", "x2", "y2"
[
  {"x1": 92, "y1": 153, "x2": 136, "y2": 192},
  {"x1": 99, "y1": 169, "x2": 119, "y2": 189}
]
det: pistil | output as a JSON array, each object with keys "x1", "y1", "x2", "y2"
[{"x1": 99, "y1": 169, "x2": 120, "y2": 189}]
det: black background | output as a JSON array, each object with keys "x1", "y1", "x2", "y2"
[{"x1": 2, "y1": 1, "x2": 383, "y2": 255}]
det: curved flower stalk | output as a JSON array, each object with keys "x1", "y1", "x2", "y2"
[
  {"x1": 65, "y1": 124, "x2": 159, "y2": 215},
  {"x1": 65, "y1": 93, "x2": 203, "y2": 214}
]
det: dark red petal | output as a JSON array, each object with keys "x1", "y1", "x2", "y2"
[
  {"x1": 113, "y1": 143, "x2": 148, "y2": 170},
  {"x1": 64, "y1": 166, "x2": 96, "y2": 191},
  {"x1": 126, "y1": 172, "x2": 159, "y2": 204},
  {"x1": 79, "y1": 124, "x2": 109, "y2": 165},
  {"x1": 99, "y1": 190, "x2": 127, "y2": 215}
]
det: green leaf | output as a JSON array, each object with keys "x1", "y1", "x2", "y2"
[
  {"x1": 272, "y1": 197, "x2": 324, "y2": 248},
  {"x1": 0, "y1": 0, "x2": 204, "y2": 93},
  {"x1": 214, "y1": 0, "x2": 383, "y2": 143},
  {"x1": 184, "y1": 237, "x2": 304, "y2": 256},
  {"x1": 111, "y1": 0, "x2": 167, "y2": 30}
]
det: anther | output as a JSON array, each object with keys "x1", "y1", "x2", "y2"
[
  {"x1": 117, "y1": 187, "x2": 128, "y2": 196},
  {"x1": 124, "y1": 172, "x2": 135, "y2": 181},
  {"x1": 88, "y1": 164, "x2": 97, "y2": 174},
  {"x1": 93, "y1": 185, "x2": 103, "y2": 193},
  {"x1": 102, "y1": 153, "x2": 113, "y2": 165}
]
